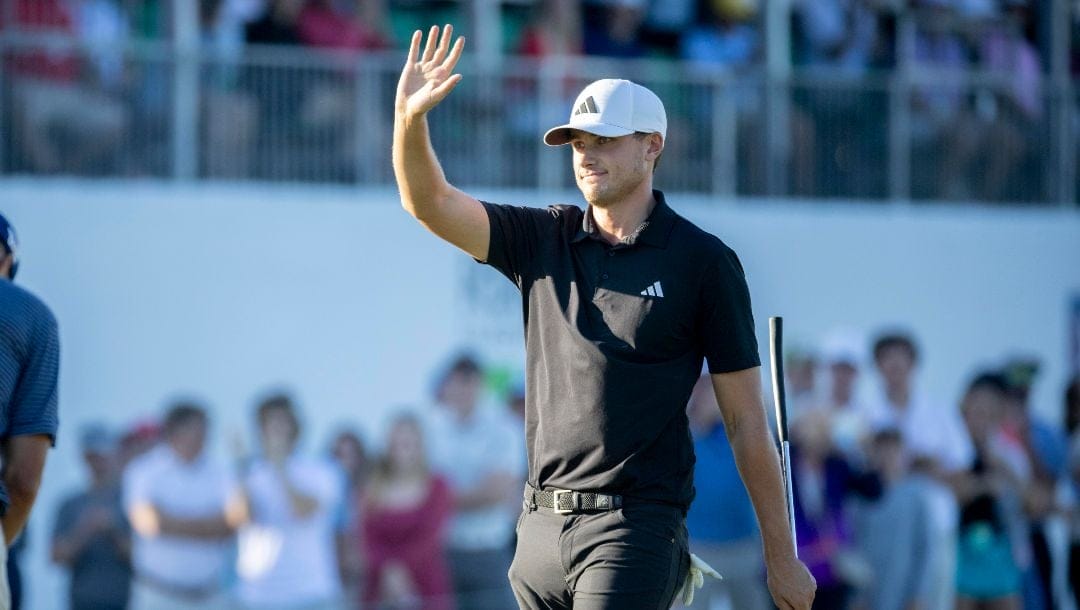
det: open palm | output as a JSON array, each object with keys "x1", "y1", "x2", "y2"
[{"x1": 396, "y1": 25, "x2": 466, "y2": 118}]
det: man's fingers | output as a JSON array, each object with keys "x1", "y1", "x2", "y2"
[
  {"x1": 406, "y1": 29, "x2": 422, "y2": 65},
  {"x1": 434, "y1": 23, "x2": 453, "y2": 64},
  {"x1": 421, "y1": 25, "x2": 439, "y2": 62},
  {"x1": 430, "y1": 73, "x2": 463, "y2": 102},
  {"x1": 443, "y1": 36, "x2": 465, "y2": 73}
]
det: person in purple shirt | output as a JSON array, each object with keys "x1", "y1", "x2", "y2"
[{"x1": 0, "y1": 212, "x2": 60, "y2": 609}]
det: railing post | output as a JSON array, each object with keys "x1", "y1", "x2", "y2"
[
  {"x1": 764, "y1": 0, "x2": 791, "y2": 196},
  {"x1": 537, "y1": 58, "x2": 563, "y2": 191},
  {"x1": 711, "y1": 76, "x2": 737, "y2": 197},
  {"x1": 354, "y1": 55, "x2": 383, "y2": 185},
  {"x1": 171, "y1": 0, "x2": 199, "y2": 180},
  {"x1": 1050, "y1": 0, "x2": 1074, "y2": 207},
  {"x1": 889, "y1": 14, "x2": 916, "y2": 204}
]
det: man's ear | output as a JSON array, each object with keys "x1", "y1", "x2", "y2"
[
  {"x1": 0, "y1": 253, "x2": 11, "y2": 280},
  {"x1": 647, "y1": 133, "x2": 664, "y2": 159}
]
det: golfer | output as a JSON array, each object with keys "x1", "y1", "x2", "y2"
[{"x1": 392, "y1": 25, "x2": 816, "y2": 610}]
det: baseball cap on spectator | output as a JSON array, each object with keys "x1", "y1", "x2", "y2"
[
  {"x1": 821, "y1": 329, "x2": 865, "y2": 368},
  {"x1": 80, "y1": 424, "x2": 116, "y2": 455},
  {"x1": 1002, "y1": 356, "x2": 1040, "y2": 401},
  {"x1": 0, "y1": 212, "x2": 18, "y2": 280},
  {"x1": 543, "y1": 79, "x2": 667, "y2": 146}
]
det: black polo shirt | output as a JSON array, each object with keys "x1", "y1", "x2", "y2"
[{"x1": 481, "y1": 190, "x2": 759, "y2": 509}]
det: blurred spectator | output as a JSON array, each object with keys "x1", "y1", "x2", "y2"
[
  {"x1": 328, "y1": 428, "x2": 370, "y2": 608},
  {"x1": 680, "y1": 0, "x2": 761, "y2": 72},
  {"x1": 684, "y1": 376, "x2": 770, "y2": 610},
  {"x1": 362, "y1": 412, "x2": 454, "y2": 610},
  {"x1": 954, "y1": 372, "x2": 1028, "y2": 610},
  {"x1": 855, "y1": 430, "x2": 938, "y2": 610},
  {"x1": 786, "y1": 345, "x2": 820, "y2": 420},
  {"x1": 906, "y1": 0, "x2": 980, "y2": 200},
  {"x1": 867, "y1": 331, "x2": 973, "y2": 472},
  {"x1": 999, "y1": 357, "x2": 1063, "y2": 610},
  {"x1": 518, "y1": 0, "x2": 583, "y2": 57},
  {"x1": 639, "y1": 0, "x2": 698, "y2": 56},
  {"x1": 51, "y1": 424, "x2": 132, "y2": 610},
  {"x1": 817, "y1": 330, "x2": 871, "y2": 463},
  {"x1": 971, "y1": 2, "x2": 1043, "y2": 201},
  {"x1": 298, "y1": 0, "x2": 389, "y2": 50},
  {"x1": 791, "y1": 0, "x2": 891, "y2": 197},
  {"x1": 1064, "y1": 375, "x2": 1080, "y2": 608},
  {"x1": 246, "y1": 0, "x2": 303, "y2": 44},
  {"x1": 793, "y1": 0, "x2": 883, "y2": 74},
  {"x1": 789, "y1": 409, "x2": 876, "y2": 610},
  {"x1": 930, "y1": 0, "x2": 1044, "y2": 201},
  {"x1": 3, "y1": 0, "x2": 129, "y2": 174},
  {"x1": 678, "y1": 0, "x2": 764, "y2": 195},
  {"x1": 235, "y1": 392, "x2": 346, "y2": 609},
  {"x1": 426, "y1": 354, "x2": 523, "y2": 609},
  {"x1": 124, "y1": 401, "x2": 246, "y2": 610},
  {"x1": 201, "y1": 0, "x2": 262, "y2": 178},
  {"x1": 582, "y1": 0, "x2": 647, "y2": 57},
  {"x1": 866, "y1": 331, "x2": 969, "y2": 610}
]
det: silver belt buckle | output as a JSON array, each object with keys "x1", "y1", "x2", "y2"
[{"x1": 552, "y1": 489, "x2": 577, "y2": 514}]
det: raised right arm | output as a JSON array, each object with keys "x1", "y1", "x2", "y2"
[{"x1": 393, "y1": 25, "x2": 490, "y2": 261}]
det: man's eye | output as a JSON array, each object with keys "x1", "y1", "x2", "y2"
[{"x1": 598, "y1": 137, "x2": 611, "y2": 145}]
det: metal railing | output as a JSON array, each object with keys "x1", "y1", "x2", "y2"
[{"x1": 0, "y1": 36, "x2": 1075, "y2": 207}]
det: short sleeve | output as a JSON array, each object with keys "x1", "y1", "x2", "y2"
[
  {"x1": 699, "y1": 247, "x2": 760, "y2": 374},
  {"x1": 480, "y1": 201, "x2": 558, "y2": 287},
  {"x1": 122, "y1": 458, "x2": 151, "y2": 513},
  {"x1": 9, "y1": 306, "x2": 59, "y2": 442}
]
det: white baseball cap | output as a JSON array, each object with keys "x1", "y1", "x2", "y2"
[{"x1": 543, "y1": 79, "x2": 667, "y2": 146}]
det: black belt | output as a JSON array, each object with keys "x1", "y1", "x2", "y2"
[{"x1": 525, "y1": 484, "x2": 623, "y2": 514}]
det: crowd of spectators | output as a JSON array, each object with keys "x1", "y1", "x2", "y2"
[
  {"x1": 0, "y1": 0, "x2": 1071, "y2": 201},
  {"x1": 41, "y1": 335, "x2": 1080, "y2": 610}
]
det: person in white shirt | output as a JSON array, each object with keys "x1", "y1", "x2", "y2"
[
  {"x1": 865, "y1": 331, "x2": 972, "y2": 610},
  {"x1": 817, "y1": 330, "x2": 872, "y2": 464},
  {"x1": 426, "y1": 354, "x2": 525, "y2": 609},
  {"x1": 124, "y1": 401, "x2": 246, "y2": 610},
  {"x1": 235, "y1": 392, "x2": 345, "y2": 610},
  {"x1": 866, "y1": 331, "x2": 973, "y2": 472}
]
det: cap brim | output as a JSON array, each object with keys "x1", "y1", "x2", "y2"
[{"x1": 543, "y1": 121, "x2": 636, "y2": 146}]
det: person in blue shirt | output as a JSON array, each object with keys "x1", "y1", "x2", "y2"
[
  {"x1": 685, "y1": 374, "x2": 771, "y2": 610},
  {"x1": 0, "y1": 212, "x2": 60, "y2": 610}
]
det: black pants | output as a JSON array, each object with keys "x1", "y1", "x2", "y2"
[{"x1": 508, "y1": 501, "x2": 689, "y2": 610}]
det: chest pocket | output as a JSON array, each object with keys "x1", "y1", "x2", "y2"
[{"x1": 591, "y1": 286, "x2": 686, "y2": 359}]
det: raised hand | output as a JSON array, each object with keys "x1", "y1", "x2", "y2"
[{"x1": 396, "y1": 25, "x2": 465, "y2": 120}]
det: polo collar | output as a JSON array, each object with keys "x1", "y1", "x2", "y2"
[{"x1": 572, "y1": 190, "x2": 677, "y2": 248}]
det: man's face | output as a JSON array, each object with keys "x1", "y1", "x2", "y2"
[
  {"x1": 441, "y1": 370, "x2": 482, "y2": 414},
  {"x1": 83, "y1": 449, "x2": 114, "y2": 480},
  {"x1": 169, "y1": 419, "x2": 207, "y2": 462},
  {"x1": 260, "y1": 408, "x2": 297, "y2": 457},
  {"x1": 962, "y1": 386, "x2": 1004, "y2": 442},
  {"x1": 876, "y1": 345, "x2": 914, "y2": 388},
  {"x1": 569, "y1": 131, "x2": 659, "y2": 208},
  {"x1": 830, "y1": 362, "x2": 857, "y2": 398}
]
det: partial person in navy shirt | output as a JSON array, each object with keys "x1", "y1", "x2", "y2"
[
  {"x1": 685, "y1": 375, "x2": 771, "y2": 610},
  {"x1": 0, "y1": 212, "x2": 60, "y2": 609}
]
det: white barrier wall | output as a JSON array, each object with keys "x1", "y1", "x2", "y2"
[{"x1": 2, "y1": 179, "x2": 1079, "y2": 608}]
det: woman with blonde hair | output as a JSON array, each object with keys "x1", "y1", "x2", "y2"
[{"x1": 361, "y1": 414, "x2": 454, "y2": 610}]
